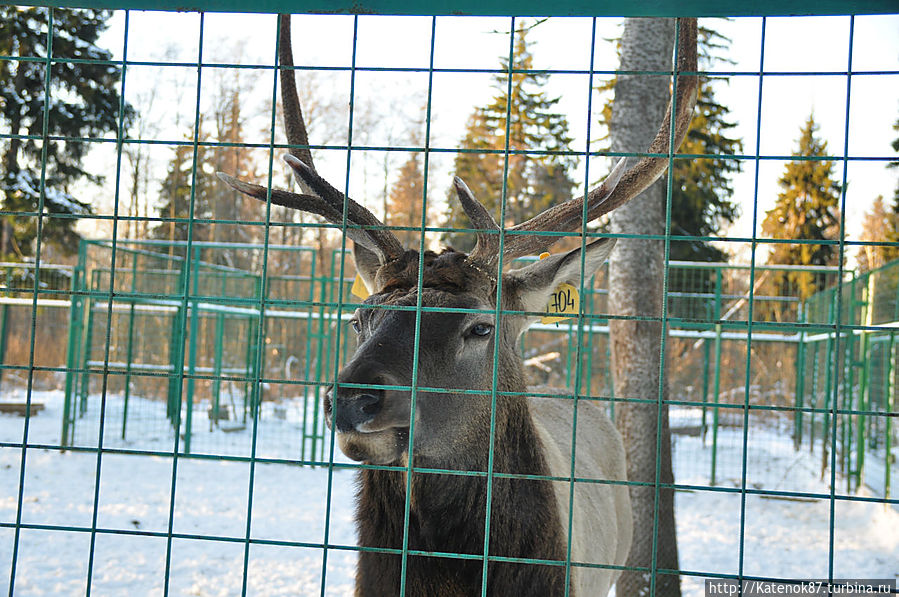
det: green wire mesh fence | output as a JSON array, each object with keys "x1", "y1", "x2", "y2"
[
  {"x1": 1, "y1": 3, "x2": 898, "y2": 596},
  {"x1": 46, "y1": 246, "x2": 845, "y2": 472},
  {"x1": 796, "y1": 257, "x2": 899, "y2": 498}
]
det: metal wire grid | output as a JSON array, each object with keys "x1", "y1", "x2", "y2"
[{"x1": 1, "y1": 5, "x2": 897, "y2": 597}]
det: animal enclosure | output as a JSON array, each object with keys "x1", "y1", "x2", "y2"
[{"x1": 2, "y1": 1, "x2": 898, "y2": 596}]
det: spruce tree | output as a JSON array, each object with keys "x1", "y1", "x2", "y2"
[
  {"x1": 863, "y1": 111, "x2": 899, "y2": 270},
  {"x1": 386, "y1": 153, "x2": 428, "y2": 249},
  {"x1": 0, "y1": 7, "x2": 131, "y2": 258},
  {"x1": 761, "y1": 114, "x2": 842, "y2": 300},
  {"x1": 152, "y1": 129, "x2": 213, "y2": 246},
  {"x1": 445, "y1": 27, "x2": 577, "y2": 252},
  {"x1": 857, "y1": 195, "x2": 899, "y2": 272},
  {"x1": 890, "y1": 112, "x2": 899, "y2": 210}
]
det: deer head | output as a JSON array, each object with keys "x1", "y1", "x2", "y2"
[{"x1": 218, "y1": 15, "x2": 697, "y2": 466}]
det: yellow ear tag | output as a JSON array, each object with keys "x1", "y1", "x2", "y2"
[
  {"x1": 541, "y1": 283, "x2": 580, "y2": 324},
  {"x1": 351, "y1": 275, "x2": 371, "y2": 300},
  {"x1": 537, "y1": 253, "x2": 579, "y2": 324}
]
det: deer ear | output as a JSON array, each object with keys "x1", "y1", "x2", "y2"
[
  {"x1": 352, "y1": 242, "x2": 382, "y2": 295},
  {"x1": 504, "y1": 239, "x2": 616, "y2": 316}
]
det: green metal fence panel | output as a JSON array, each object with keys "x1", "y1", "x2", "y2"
[
  {"x1": 796, "y1": 258, "x2": 899, "y2": 500},
  {"x1": 9, "y1": 0, "x2": 899, "y2": 16},
  {"x1": 1, "y1": 4, "x2": 898, "y2": 597}
]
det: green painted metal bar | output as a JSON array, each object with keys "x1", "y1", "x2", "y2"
[
  {"x1": 161, "y1": 13, "x2": 207, "y2": 594},
  {"x1": 243, "y1": 316, "x2": 257, "y2": 425},
  {"x1": 182, "y1": 246, "x2": 203, "y2": 454},
  {"x1": 210, "y1": 272, "x2": 227, "y2": 429},
  {"x1": 308, "y1": 255, "x2": 326, "y2": 461},
  {"x1": 735, "y1": 17, "x2": 768, "y2": 590},
  {"x1": 79, "y1": 273, "x2": 98, "y2": 417},
  {"x1": 61, "y1": 253, "x2": 85, "y2": 447},
  {"x1": 649, "y1": 18, "x2": 688, "y2": 595},
  {"x1": 843, "y1": 274, "x2": 858, "y2": 490},
  {"x1": 165, "y1": 259, "x2": 188, "y2": 427},
  {"x1": 700, "y1": 338, "x2": 711, "y2": 440},
  {"x1": 827, "y1": 17, "x2": 855, "y2": 588},
  {"x1": 886, "y1": 334, "x2": 895, "y2": 500},
  {"x1": 711, "y1": 269, "x2": 723, "y2": 485},
  {"x1": 820, "y1": 290, "x2": 836, "y2": 478},
  {"x1": 2, "y1": 5, "x2": 896, "y2": 595},
  {"x1": 0, "y1": 303, "x2": 9, "y2": 396},
  {"x1": 885, "y1": 266, "x2": 899, "y2": 500},
  {"x1": 809, "y1": 336, "x2": 821, "y2": 452},
  {"x1": 7, "y1": 8, "x2": 55, "y2": 593},
  {"x1": 584, "y1": 274, "x2": 597, "y2": 402},
  {"x1": 84, "y1": 8, "x2": 133, "y2": 587},
  {"x1": 606, "y1": 310, "x2": 616, "y2": 422},
  {"x1": 318, "y1": 15, "x2": 365, "y2": 594},
  {"x1": 565, "y1": 320, "x2": 574, "y2": 389},
  {"x1": 855, "y1": 270, "x2": 874, "y2": 491},
  {"x1": 238, "y1": 21, "x2": 283, "y2": 592},
  {"x1": 312, "y1": 252, "x2": 331, "y2": 462},
  {"x1": 10, "y1": 0, "x2": 898, "y2": 17},
  {"x1": 251, "y1": 274, "x2": 265, "y2": 416},
  {"x1": 562, "y1": 20, "x2": 601, "y2": 593},
  {"x1": 121, "y1": 250, "x2": 139, "y2": 440},
  {"x1": 794, "y1": 300, "x2": 807, "y2": 448}
]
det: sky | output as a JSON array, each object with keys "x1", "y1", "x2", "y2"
[{"x1": 79, "y1": 11, "x2": 899, "y2": 265}]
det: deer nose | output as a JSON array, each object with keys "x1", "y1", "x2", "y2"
[{"x1": 328, "y1": 389, "x2": 383, "y2": 433}]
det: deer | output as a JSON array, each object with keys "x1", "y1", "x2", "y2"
[{"x1": 218, "y1": 14, "x2": 697, "y2": 597}]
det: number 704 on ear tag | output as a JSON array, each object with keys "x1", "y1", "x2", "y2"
[{"x1": 541, "y1": 283, "x2": 579, "y2": 324}]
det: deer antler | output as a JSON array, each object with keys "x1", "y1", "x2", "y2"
[
  {"x1": 218, "y1": 14, "x2": 404, "y2": 265},
  {"x1": 220, "y1": 16, "x2": 697, "y2": 284},
  {"x1": 463, "y1": 17, "x2": 698, "y2": 273},
  {"x1": 452, "y1": 177, "x2": 501, "y2": 267},
  {"x1": 278, "y1": 15, "x2": 314, "y2": 170}
]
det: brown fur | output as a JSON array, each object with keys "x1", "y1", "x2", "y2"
[
  {"x1": 339, "y1": 258, "x2": 570, "y2": 596},
  {"x1": 353, "y1": 394, "x2": 568, "y2": 597},
  {"x1": 375, "y1": 249, "x2": 496, "y2": 296}
]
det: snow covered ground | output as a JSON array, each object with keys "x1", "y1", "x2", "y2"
[{"x1": 2, "y1": 389, "x2": 897, "y2": 596}]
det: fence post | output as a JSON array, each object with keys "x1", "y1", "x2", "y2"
[
  {"x1": 0, "y1": 263, "x2": 12, "y2": 394},
  {"x1": 701, "y1": 301, "x2": 711, "y2": 443},
  {"x1": 583, "y1": 273, "x2": 596, "y2": 403},
  {"x1": 841, "y1": 275, "x2": 856, "y2": 491},
  {"x1": 166, "y1": 251, "x2": 188, "y2": 430},
  {"x1": 253, "y1": 273, "x2": 265, "y2": 416},
  {"x1": 821, "y1": 289, "x2": 836, "y2": 478},
  {"x1": 886, "y1": 334, "x2": 895, "y2": 501},
  {"x1": 0, "y1": 301, "x2": 8, "y2": 396},
  {"x1": 121, "y1": 250, "x2": 139, "y2": 440},
  {"x1": 809, "y1": 338, "x2": 820, "y2": 452},
  {"x1": 243, "y1": 315, "x2": 257, "y2": 425},
  {"x1": 183, "y1": 245, "x2": 203, "y2": 454},
  {"x1": 62, "y1": 246, "x2": 86, "y2": 447},
  {"x1": 710, "y1": 268, "x2": 723, "y2": 486},
  {"x1": 79, "y1": 273, "x2": 98, "y2": 416},
  {"x1": 794, "y1": 300, "x2": 807, "y2": 449},
  {"x1": 210, "y1": 271, "x2": 226, "y2": 430},
  {"x1": 855, "y1": 269, "x2": 875, "y2": 492},
  {"x1": 885, "y1": 268, "x2": 899, "y2": 500},
  {"x1": 302, "y1": 250, "x2": 318, "y2": 462}
]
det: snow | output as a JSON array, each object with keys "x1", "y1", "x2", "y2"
[
  {"x1": 9, "y1": 171, "x2": 89, "y2": 216},
  {"x1": 671, "y1": 410, "x2": 899, "y2": 594},
  {"x1": 2, "y1": 390, "x2": 897, "y2": 596}
]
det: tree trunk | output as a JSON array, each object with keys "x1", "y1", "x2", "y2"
[{"x1": 608, "y1": 17, "x2": 681, "y2": 597}]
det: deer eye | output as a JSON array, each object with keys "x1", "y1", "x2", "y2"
[
  {"x1": 469, "y1": 323, "x2": 493, "y2": 338},
  {"x1": 350, "y1": 318, "x2": 362, "y2": 334}
]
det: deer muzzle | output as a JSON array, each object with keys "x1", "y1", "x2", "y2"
[{"x1": 325, "y1": 387, "x2": 385, "y2": 433}]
